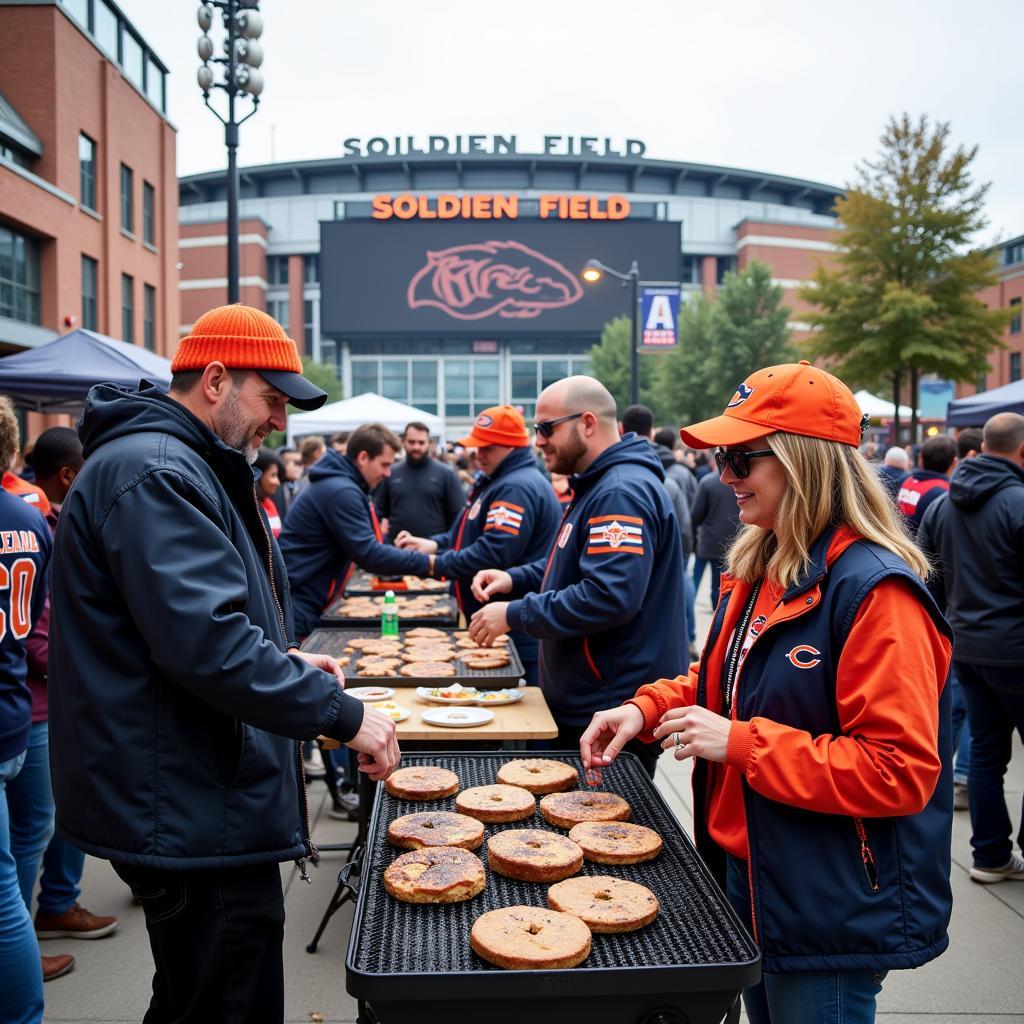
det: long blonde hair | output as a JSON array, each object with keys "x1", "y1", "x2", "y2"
[{"x1": 726, "y1": 432, "x2": 928, "y2": 588}]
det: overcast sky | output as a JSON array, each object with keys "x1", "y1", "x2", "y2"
[{"x1": 120, "y1": 0, "x2": 1023, "y2": 245}]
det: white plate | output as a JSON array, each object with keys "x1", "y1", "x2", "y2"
[
  {"x1": 421, "y1": 707, "x2": 495, "y2": 728},
  {"x1": 369, "y1": 702, "x2": 410, "y2": 723},
  {"x1": 473, "y1": 689, "x2": 525, "y2": 706},
  {"x1": 415, "y1": 685, "x2": 481, "y2": 705},
  {"x1": 346, "y1": 686, "x2": 395, "y2": 702}
]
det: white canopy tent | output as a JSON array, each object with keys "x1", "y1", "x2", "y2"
[
  {"x1": 853, "y1": 390, "x2": 917, "y2": 420},
  {"x1": 287, "y1": 392, "x2": 446, "y2": 444}
]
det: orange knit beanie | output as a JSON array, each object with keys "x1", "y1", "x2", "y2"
[{"x1": 171, "y1": 304, "x2": 302, "y2": 373}]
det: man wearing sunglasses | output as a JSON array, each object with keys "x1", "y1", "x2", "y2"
[{"x1": 468, "y1": 377, "x2": 687, "y2": 777}]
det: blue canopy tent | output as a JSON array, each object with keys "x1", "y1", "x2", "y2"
[
  {"x1": 946, "y1": 379, "x2": 1024, "y2": 427},
  {"x1": 0, "y1": 329, "x2": 171, "y2": 413}
]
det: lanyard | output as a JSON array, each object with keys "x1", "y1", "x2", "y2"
[{"x1": 720, "y1": 579, "x2": 763, "y2": 718}]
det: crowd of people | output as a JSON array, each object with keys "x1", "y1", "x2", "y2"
[{"x1": 0, "y1": 304, "x2": 1021, "y2": 1024}]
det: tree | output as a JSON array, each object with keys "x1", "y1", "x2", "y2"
[
  {"x1": 587, "y1": 315, "x2": 664, "y2": 416},
  {"x1": 264, "y1": 357, "x2": 341, "y2": 448},
  {"x1": 800, "y1": 113, "x2": 1008, "y2": 441}
]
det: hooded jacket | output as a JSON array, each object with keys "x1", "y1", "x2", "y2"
[
  {"x1": 917, "y1": 454, "x2": 1024, "y2": 667},
  {"x1": 506, "y1": 434, "x2": 686, "y2": 726},
  {"x1": 653, "y1": 443, "x2": 693, "y2": 557},
  {"x1": 48, "y1": 383, "x2": 363, "y2": 870},
  {"x1": 279, "y1": 450, "x2": 430, "y2": 639},
  {"x1": 691, "y1": 469, "x2": 741, "y2": 562}
]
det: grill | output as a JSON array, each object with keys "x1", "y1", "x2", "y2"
[
  {"x1": 320, "y1": 593, "x2": 459, "y2": 628},
  {"x1": 302, "y1": 629, "x2": 525, "y2": 689},
  {"x1": 344, "y1": 570, "x2": 451, "y2": 596},
  {"x1": 345, "y1": 752, "x2": 759, "y2": 1024}
]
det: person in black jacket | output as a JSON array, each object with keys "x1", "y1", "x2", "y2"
[
  {"x1": 48, "y1": 305, "x2": 400, "y2": 1024},
  {"x1": 279, "y1": 423, "x2": 432, "y2": 639},
  {"x1": 690, "y1": 465, "x2": 741, "y2": 611},
  {"x1": 917, "y1": 412, "x2": 1024, "y2": 885}
]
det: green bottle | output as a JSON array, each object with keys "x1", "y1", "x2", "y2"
[{"x1": 380, "y1": 590, "x2": 399, "y2": 638}]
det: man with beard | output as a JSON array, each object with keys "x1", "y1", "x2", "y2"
[
  {"x1": 48, "y1": 305, "x2": 400, "y2": 1023},
  {"x1": 375, "y1": 422, "x2": 463, "y2": 542},
  {"x1": 468, "y1": 377, "x2": 686, "y2": 777}
]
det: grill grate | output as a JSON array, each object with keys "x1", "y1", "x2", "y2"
[{"x1": 347, "y1": 752, "x2": 758, "y2": 1002}]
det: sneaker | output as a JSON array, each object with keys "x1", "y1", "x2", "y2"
[
  {"x1": 41, "y1": 953, "x2": 75, "y2": 981},
  {"x1": 327, "y1": 792, "x2": 360, "y2": 821},
  {"x1": 953, "y1": 782, "x2": 969, "y2": 811},
  {"x1": 969, "y1": 853, "x2": 1024, "y2": 884},
  {"x1": 303, "y1": 746, "x2": 326, "y2": 778},
  {"x1": 35, "y1": 903, "x2": 119, "y2": 940}
]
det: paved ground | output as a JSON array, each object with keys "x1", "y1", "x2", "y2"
[{"x1": 39, "y1": 579, "x2": 1024, "y2": 1023}]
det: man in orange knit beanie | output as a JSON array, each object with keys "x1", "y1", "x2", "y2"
[{"x1": 48, "y1": 305, "x2": 401, "y2": 1022}]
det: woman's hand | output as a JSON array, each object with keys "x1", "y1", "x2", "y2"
[
  {"x1": 652, "y1": 706, "x2": 732, "y2": 763},
  {"x1": 579, "y1": 705, "x2": 646, "y2": 768}
]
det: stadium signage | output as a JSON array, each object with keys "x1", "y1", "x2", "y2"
[
  {"x1": 342, "y1": 135, "x2": 647, "y2": 159},
  {"x1": 371, "y1": 193, "x2": 631, "y2": 221}
]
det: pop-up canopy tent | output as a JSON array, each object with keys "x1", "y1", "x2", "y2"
[
  {"x1": 946, "y1": 379, "x2": 1024, "y2": 427},
  {"x1": 853, "y1": 390, "x2": 917, "y2": 419},
  {"x1": 0, "y1": 328, "x2": 172, "y2": 412},
  {"x1": 287, "y1": 392, "x2": 445, "y2": 443}
]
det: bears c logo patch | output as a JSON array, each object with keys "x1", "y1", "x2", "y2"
[{"x1": 786, "y1": 645, "x2": 822, "y2": 669}]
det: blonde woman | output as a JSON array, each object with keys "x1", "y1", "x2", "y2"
[{"x1": 580, "y1": 362, "x2": 953, "y2": 1024}]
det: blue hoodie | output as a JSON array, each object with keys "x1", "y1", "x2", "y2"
[
  {"x1": 506, "y1": 434, "x2": 687, "y2": 726},
  {"x1": 279, "y1": 450, "x2": 430, "y2": 638}
]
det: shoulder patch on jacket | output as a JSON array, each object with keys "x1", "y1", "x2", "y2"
[
  {"x1": 484, "y1": 501, "x2": 524, "y2": 535},
  {"x1": 587, "y1": 514, "x2": 645, "y2": 555}
]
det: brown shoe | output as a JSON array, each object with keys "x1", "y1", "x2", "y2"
[
  {"x1": 41, "y1": 953, "x2": 75, "y2": 981},
  {"x1": 35, "y1": 903, "x2": 118, "y2": 940}
]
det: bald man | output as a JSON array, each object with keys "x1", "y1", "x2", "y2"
[{"x1": 469, "y1": 377, "x2": 687, "y2": 777}]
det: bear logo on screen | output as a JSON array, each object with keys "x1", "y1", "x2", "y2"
[{"x1": 407, "y1": 241, "x2": 584, "y2": 320}]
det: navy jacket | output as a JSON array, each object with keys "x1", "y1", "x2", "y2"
[
  {"x1": 506, "y1": 434, "x2": 686, "y2": 726},
  {"x1": 692, "y1": 532, "x2": 953, "y2": 973},
  {"x1": 0, "y1": 491, "x2": 51, "y2": 762},
  {"x1": 432, "y1": 447, "x2": 560, "y2": 670},
  {"x1": 375, "y1": 456, "x2": 464, "y2": 541},
  {"x1": 279, "y1": 450, "x2": 430, "y2": 638},
  {"x1": 691, "y1": 469, "x2": 741, "y2": 562},
  {"x1": 49, "y1": 384, "x2": 363, "y2": 870},
  {"x1": 917, "y1": 454, "x2": 1024, "y2": 667}
]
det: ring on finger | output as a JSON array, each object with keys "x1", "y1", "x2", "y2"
[{"x1": 673, "y1": 732, "x2": 685, "y2": 749}]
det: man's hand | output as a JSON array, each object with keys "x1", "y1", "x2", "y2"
[
  {"x1": 468, "y1": 602, "x2": 511, "y2": 646},
  {"x1": 292, "y1": 650, "x2": 345, "y2": 688},
  {"x1": 347, "y1": 706, "x2": 401, "y2": 781},
  {"x1": 652, "y1": 705, "x2": 732, "y2": 763},
  {"x1": 579, "y1": 705, "x2": 645, "y2": 768},
  {"x1": 470, "y1": 568, "x2": 513, "y2": 603},
  {"x1": 394, "y1": 530, "x2": 438, "y2": 554}
]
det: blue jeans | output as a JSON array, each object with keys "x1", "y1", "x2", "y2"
[
  {"x1": 682, "y1": 559, "x2": 697, "y2": 645},
  {"x1": 693, "y1": 556, "x2": 725, "y2": 610},
  {"x1": 726, "y1": 857, "x2": 886, "y2": 1024},
  {"x1": 1, "y1": 751, "x2": 45, "y2": 1024},
  {"x1": 950, "y1": 671, "x2": 972, "y2": 785},
  {"x1": 6, "y1": 722, "x2": 55, "y2": 912},
  {"x1": 37, "y1": 835, "x2": 85, "y2": 917},
  {"x1": 955, "y1": 661, "x2": 1024, "y2": 869}
]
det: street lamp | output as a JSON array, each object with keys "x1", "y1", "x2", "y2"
[
  {"x1": 581, "y1": 258, "x2": 641, "y2": 405},
  {"x1": 196, "y1": 1, "x2": 265, "y2": 304}
]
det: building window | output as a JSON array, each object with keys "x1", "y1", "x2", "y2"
[
  {"x1": 1012, "y1": 353, "x2": 1022, "y2": 383},
  {"x1": 120, "y1": 164, "x2": 134, "y2": 233},
  {"x1": 303, "y1": 254, "x2": 319, "y2": 284},
  {"x1": 0, "y1": 143, "x2": 32, "y2": 169},
  {"x1": 267, "y1": 255, "x2": 289, "y2": 285},
  {"x1": 352, "y1": 360, "x2": 378, "y2": 397},
  {"x1": 144, "y1": 57, "x2": 165, "y2": 111},
  {"x1": 268, "y1": 298, "x2": 289, "y2": 328},
  {"x1": 81, "y1": 255, "x2": 98, "y2": 330},
  {"x1": 976, "y1": 373, "x2": 987, "y2": 394},
  {"x1": 62, "y1": 0, "x2": 90, "y2": 30},
  {"x1": 1010, "y1": 298, "x2": 1021, "y2": 335},
  {"x1": 0, "y1": 226, "x2": 40, "y2": 325},
  {"x1": 1007, "y1": 242, "x2": 1024, "y2": 266},
  {"x1": 511, "y1": 356, "x2": 591, "y2": 419},
  {"x1": 143, "y1": 182, "x2": 155, "y2": 245},
  {"x1": 93, "y1": 0, "x2": 119, "y2": 59},
  {"x1": 716, "y1": 256, "x2": 737, "y2": 285},
  {"x1": 143, "y1": 284, "x2": 156, "y2": 351},
  {"x1": 121, "y1": 30, "x2": 144, "y2": 91},
  {"x1": 350, "y1": 359, "x2": 439, "y2": 414},
  {"x1": 121, "y1": 274, "x2": 133, "y2": 342},
  {"x1": 304, "y1": 299, "x2": 315, "y2": 351},
  {"x1": 79, "y1": 134, "x2": 97, "y2": 211},
  {"x1": 681, "y1": 255, "x2": 703, "y2": 287},
  {"x1": 444, "y1": 358, "x2": 500, "y2": 418}
]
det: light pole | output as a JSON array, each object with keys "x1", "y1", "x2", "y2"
[
  {"x1": 196, "y1": 2, "x2": 264, "y2": 304},
  {"x1": 582, "y1": 258, "x2": 641, "y2": 406}
]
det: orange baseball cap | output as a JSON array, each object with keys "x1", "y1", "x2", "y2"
[
  {"x1": 680, "y1": 361, "x2": 867, "y2": 449},
  {"x1": 457, "y1": 405, "x2": 529, "y2": 448}
]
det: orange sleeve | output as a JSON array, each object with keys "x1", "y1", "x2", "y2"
[
  {"x1": 725, "y1": 578, "x2": 951, "y2": 817},
  {"x1": 626, "y1": 661, "x2": 699, "y2": 743}
]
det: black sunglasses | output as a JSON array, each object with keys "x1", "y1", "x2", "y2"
[
  {"x1": 714, "y1": 447, "x2": 776, "y2": 479},
  {"x1": 534, "y1": 412, "x2": 584, "y2": 438}
]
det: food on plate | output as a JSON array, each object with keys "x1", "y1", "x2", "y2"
[
  {"x1": 350, "y1": 687, "x2": 392, "y2": 701},
  {"x1": 370, "y1": 701, "x2": 408, "y2": 722},
  {"x1": 455, "y1": 785, "x2": 536, "y2": 823},
  {"x1": 384, "y1": 847, "x2": 485, "y2": 904},
  {"x1": 384, "y1": 766, "x2": 460, "y2": 801},
  {"x1": 546, "y1": 876, "x2": 659, "y2": 933},
  {"x1": 475, "y1": 690, "x2": 520, "y2": 703},
  {"x1": 567, "y1": 821, "x2": 663, "y2": 865},
  {"x1": 387, "y1": 811, "x2": 484, "y2": 850},
  {"x1": 539, "y1": 791, "x2": 631, "y2": 829},
  {"x1": 470, "y1": 906, "x2": 591, "y2": 970},
  {"x1": 422, "y1": 686, "x2": 480, "y2": 701},
  {"x1": 486, "y1": 828, "x2": 583, "y2": 882},
  {"x1": 497, "y1": 759, "x2": 578, "y2": 795},
  {"x1": 400, "y1": 661, "x2": 457, "y2": 678}
]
